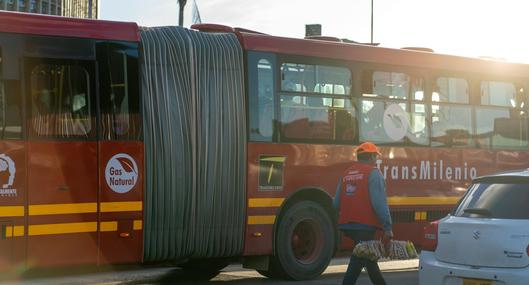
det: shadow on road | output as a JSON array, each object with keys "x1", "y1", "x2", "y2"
[
  {"x1": 141, "y1": 268, "x2": 349, "y2": 285},
  {"x1": 140, "y1": 269, "x2": 417, "y2": 285}
]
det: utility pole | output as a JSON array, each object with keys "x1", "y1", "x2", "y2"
[
  {"x1": 178, "y1": 0, "x2": 187, "y2": 26},
  {"x1": 371, "y1": 0, "x2": 374, "y2": 44}
]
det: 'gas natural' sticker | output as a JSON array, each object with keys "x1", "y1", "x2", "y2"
[
  {"x1": 105, "y1": 153, "x2": 138, "y2": 194},
  {"x1": 0, "y1": 154, "x2": 16, "y2": 197}
]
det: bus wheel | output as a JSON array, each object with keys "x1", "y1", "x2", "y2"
[{"x1": 274, "y1": 200, "x2": 334, "y2": 280}]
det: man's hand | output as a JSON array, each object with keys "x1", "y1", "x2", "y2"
[{"x1": 382, "y1": 230, "x2": 393, "y2": 256}]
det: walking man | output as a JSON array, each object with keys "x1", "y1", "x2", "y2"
[{"x1": 333, "y1": 142, "x2": 393, "y2": 285}]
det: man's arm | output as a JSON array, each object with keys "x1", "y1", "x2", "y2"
[{"x1": 368, "y1": 169, "x2": 393, "y2": 235}]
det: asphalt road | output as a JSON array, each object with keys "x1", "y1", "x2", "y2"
[
  {"x1": 149, "y1": 268, "x2": 418, "y2": 285},
  {"x1": 0, "y1": 259, "x2": 419, "y2": 285}
]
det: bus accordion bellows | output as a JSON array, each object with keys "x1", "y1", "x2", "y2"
[{"x1": 1, "y1": 10, "x2": 529, "y2": 280}]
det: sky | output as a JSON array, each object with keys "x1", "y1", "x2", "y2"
[{"x1": 101, "y1": 0, "x2": 529, "y2": 64}]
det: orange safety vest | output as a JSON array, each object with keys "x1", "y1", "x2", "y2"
[{"x1": 338, "y1": 163, "x2": 383, "y2": 229}]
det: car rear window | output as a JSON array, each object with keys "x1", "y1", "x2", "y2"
[{"x1": 454, "y1": 183, "x2": 529, "y2": 219}]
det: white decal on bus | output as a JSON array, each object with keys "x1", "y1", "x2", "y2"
[
  {"x1": 105, "y1": 153, "x2": 139, "y2": 194},
  {"x1": 376, "y1": 160, "x2": 477, "y2": 181},
  {"x1": 383, "y1": 104, "x2": 410, "y2": 141},
  {"x1": 0, "y1": 154, "x2": 16, "y2": 197}
]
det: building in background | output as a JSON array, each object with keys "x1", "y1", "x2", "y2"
[
  {"x1": 0, "y1": 0, "x2": 98, "y2": 19},
  {"x1": 62, "y1": 0, "x2": 97, "y2": 18}
]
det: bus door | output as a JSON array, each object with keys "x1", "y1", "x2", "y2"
[
  {"x1": 0, "y1": 43, "x2": 25, "y2": 268},
  {"x1": 96, "y1": 42, "x2": 143, "y2": 264},
  {"x1": 25, "y1": 58, "x2": 99, "y2": 266}
]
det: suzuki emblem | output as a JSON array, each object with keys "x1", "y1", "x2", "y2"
[{"x1": 473, "y1": 230, "x2": 481, "y2": 240}]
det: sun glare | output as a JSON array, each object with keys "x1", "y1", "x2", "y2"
[{"x1": 100, "y1": 0, "x2": 529, "y2": 64}]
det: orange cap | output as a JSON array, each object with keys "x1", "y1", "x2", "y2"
[{"x1": 356, "y1": 142, "x2": 381, "y2": 156}]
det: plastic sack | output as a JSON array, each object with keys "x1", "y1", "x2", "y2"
[
  {"x1": 352, "y1": 240, "x2": 418, "y2": 261},
  {"x1": 388, "y1": 240, "x2": 418, "y2": 260},
  {"x1": 352, "y1": 240, "x2": 386, "y2": 261}
]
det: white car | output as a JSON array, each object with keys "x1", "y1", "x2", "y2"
[{"x1": 419, "y1": 170, "x2": 529, "y2": 285}]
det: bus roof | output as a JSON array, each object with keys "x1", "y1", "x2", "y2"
[
  {"x1": 0, "y1": 11, "x2": 139, "y2": 42},
  {"x1": 238, "y1": 31, "x2": 529, "y2": 77}
]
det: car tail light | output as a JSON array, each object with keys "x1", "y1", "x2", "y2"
[{"x1": 421, "y1": 220, "x2": 440, "y2": 252}]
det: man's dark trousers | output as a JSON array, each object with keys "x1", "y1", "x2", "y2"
[{"x1": 342, "y1": 230, "x2": 386, "y2": 285}]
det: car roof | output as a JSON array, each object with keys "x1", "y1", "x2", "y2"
[{"x1": 473, "y1": 169, "x2": 529, "y2": 184}]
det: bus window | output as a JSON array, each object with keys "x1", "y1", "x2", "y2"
[
  {"x1": 98, "y1": 43, "x2": 141, "y2": 141},
  {"x1": 280, "y1": 63, "x2": 351, "y2": 95},
  {"x1": 431, "y1": 105, "x2": 472, "y2": 147},
  {"x1": 333, "y1": 99, "x2": 357, "y2": 141},
  {"x1": 475, "y1": 81, "x2": 527, "y2": 149},
  {"x1": 434, "y1": 77, "x2": 469, "y2": 103},
  {"x1": 475, "y1": 107, "x2": 528, "y2": 149},
  {"x1": 373, "y1": 72, "x2": 407, "y2": 99},
  {"x1": 50, "y1": 0, "x2": 56, "y2": 15},
  {"x1": 29, "y1": 64, "x2": 93, "y2": 139},
  {"x1": 257, "y1": 59, "x2": 274, "y2": 139},
  {"x1": 29, "y1": 0, "x2": 37, "y2": 13},
  {"x1": 359, "y1": 100, "x2": 428, "y2": 145},
  {"x1": 0, "y1": 48, "x2": 22, "y2": 140},
  {"x1": 278, "y1": 62, "x2": 355, "y2": 143},
  {"x1": 281, "y1": 95, "x2": 330, "y2": 140},
  {"x1": 6, "y1": 0, "x2": 14, "y2": 10},
  {"x1": 41, "y1": 0, "x2": 48, "y2": 13},
  {"x1": 361, "y1": 100, "x2": 401, "y2": 143},
  {"x1": 248, "y1": 52, "x2": 275, "y2": 142},
  {"x1": 360, "y1": 70, "x2": 427, "y2": 145},
  {"x1": 480, "y1": 81, "x2": 516, "y2": 107},
  {"x1": 280, "y1": 95, "x2": 356, "y2": 142},
  {"x1": 410, "y1": 103, "x2": 428, "y2": 144},
  {"x1": 17, "y1": 0, "x2": 25, "y2": 11},
  {"x1": 366, "y1": 71, "x2": 423, "y2": 100},
  {"x1": 431, "y1": 77, "x2": 472, "y2": 147}
]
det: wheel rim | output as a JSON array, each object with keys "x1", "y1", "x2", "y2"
[{"x1": 291, "y1": 218, "x2": 323, "y2": 264}]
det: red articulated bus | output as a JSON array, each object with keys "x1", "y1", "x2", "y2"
[{"x1": 1, "y1": 11, "x2": 529, "y2": 280}]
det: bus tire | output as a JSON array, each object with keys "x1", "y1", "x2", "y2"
[{"x1": 274, "y1": 200, "x2": 334, "y2": 280}]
